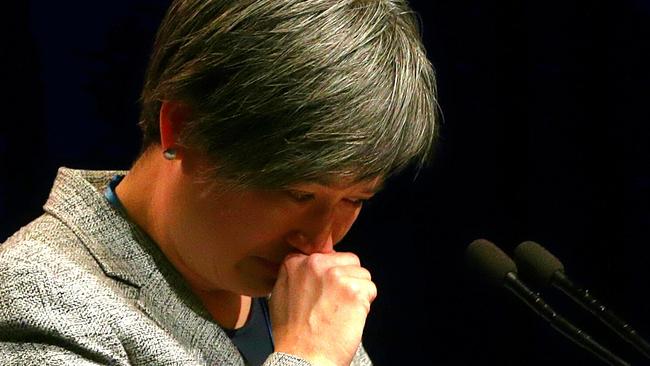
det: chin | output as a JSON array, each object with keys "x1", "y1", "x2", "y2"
[
  {"x1": 238, "y1": 278, "x2": 276, "y2": 298},
  {"x1": 236, "y1": 258, "x2": 279, "y2": 297}
]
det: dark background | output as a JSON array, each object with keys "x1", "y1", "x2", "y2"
[{"x1": 3, "y1": 1, "x2": 649, "y2": 365}]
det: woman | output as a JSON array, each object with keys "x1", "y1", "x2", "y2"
[{"x1": 0, "y1": 0, "x2": 436, "y2": 365}]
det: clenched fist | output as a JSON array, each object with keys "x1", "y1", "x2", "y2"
[{"x1": 269, "y1": 252, "x2": 377, "y2": 366}]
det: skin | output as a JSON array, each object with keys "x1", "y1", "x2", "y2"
[{"x1": 116, "y1": 101, "x2": 380, "y2": 365}]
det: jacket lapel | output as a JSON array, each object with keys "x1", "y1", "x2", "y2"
[{"x1": 43, "y1": 167, "x2": 244, "y2": 364}]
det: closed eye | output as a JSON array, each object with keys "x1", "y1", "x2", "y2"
[
  {"x1": 345, "y1": 197, "x2": 371, "y2": 207},
  {"x1": 286, "y1": 190, "x2": 315, "y2": 203}
]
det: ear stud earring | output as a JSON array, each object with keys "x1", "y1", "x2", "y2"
[{"x1": 163, "y1": 148, "x2": 177, "y2": 160}]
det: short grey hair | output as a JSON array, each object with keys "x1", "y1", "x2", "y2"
[{"x1": 139, "y1": 0, "x2": 437, "y2": 189}]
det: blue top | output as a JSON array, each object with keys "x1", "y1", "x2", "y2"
[
  {"x1": 104, "y1": 175, "x2": 274, "y2": 365},
  {"x1": 223, "y1": 297, "x2": 275, "y2": 366}
]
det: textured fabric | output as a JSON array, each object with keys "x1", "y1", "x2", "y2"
[{"x1": 0, "y1": 168, "x2": 373, "y2": 366}]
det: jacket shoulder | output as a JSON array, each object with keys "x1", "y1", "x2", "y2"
[
  {"x1": 0, "y1": 215, "x2": 204, "y2": 365},
  {"x1": 0, "y1": 215, "x2": 133, "y2": 363},
  {"x1": 0, "y1": 214, "x2": 127, "y2": 295}
]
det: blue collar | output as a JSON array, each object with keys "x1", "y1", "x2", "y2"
[{"x1": 103, "y1": 174, "x2": 127, "y2": 214}]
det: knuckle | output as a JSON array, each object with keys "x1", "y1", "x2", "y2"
[
  {"x1": 325, "y1": 266, "x2": 345, "y2": 283},
  {"x1": 359, "y1": 267, "x2": 372, "y2": 280},
  {"x1": 342, "y1": 281, "x2": 361, "y2": 299},
  {"x1": 343, "y1": 281, "x2": 367, "y2": 302},
  {"x1": 306, "y1": 253, "x2": 325, "y2": 272},
  {"x1": 353, "y1": 281, "x2": 377, "y2": 303},
  {"x1": 369, "y1": 281, "x2": 378, "y2": 301},
  {"x1": 341, "y1": 252, "x2": 360, "y2": 266},
  {"x1": 283, "y1": 253, "x2": 302, "y2": 268}
]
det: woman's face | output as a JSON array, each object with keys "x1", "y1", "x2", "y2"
[{"x1": 159, "y1": 156, "x2": 382, "y2": 298}]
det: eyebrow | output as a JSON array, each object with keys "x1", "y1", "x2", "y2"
[
  {"x1": 362, "y1": 182, "x2": 384, "y2": 195},
  {"x1": 295, "y1": 184, "x2": 383, "y2": 194},
  {"x1": 295, "y1": 177, "x2": 385, "y2": 195}
]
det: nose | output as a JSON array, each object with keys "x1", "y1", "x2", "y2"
[{"x1": 285, "y1": 205, "x2": 336, "y2": 254}]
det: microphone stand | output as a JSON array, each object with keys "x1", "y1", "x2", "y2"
[
  {"x1": 504, "y1": 272, "x2": 631, "y2": 366},
  {"x1": 552, "y1": 271, "x2": 650, "y2": 359}
]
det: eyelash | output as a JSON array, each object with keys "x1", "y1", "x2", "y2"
[
  {"x1": 286, "y1": 191, "x2": 369, "y2": 206},
  {"x1": 345, "y1": 198, "x2": 368, "y2": 207},
  {"x1": 287, "y1": 191, "x2": 315, "y2": 202}
]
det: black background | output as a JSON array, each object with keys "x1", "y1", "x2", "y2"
[{"x1": 3, "y1": 1, "x2": 649, "y2": 365}]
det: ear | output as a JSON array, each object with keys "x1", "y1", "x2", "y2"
[{"x1": 159, "y1": 100, "x2": 192, "y2": 154}]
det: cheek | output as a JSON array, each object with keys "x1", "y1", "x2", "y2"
[
  {"x1": 167, "y1": 186, "x2": 248, "y2": 259},
  {"x1": 197, "y1": 195, "x2": 294, "y2": 248},
  {"x1": 332, "y1": 207, "x2": 362, "y2": 243}
]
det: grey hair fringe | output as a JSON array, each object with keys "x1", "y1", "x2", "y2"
[{"x1": 139, "y1": 0, "x2": 437, "y2": 189}]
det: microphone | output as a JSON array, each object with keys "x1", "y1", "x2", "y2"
[
  {"x1": 514, "y1": 240, "x2": 650, "y2": 359},
  {"x1": 466, "y1": 239, "x2": 630, "y2": 366}
]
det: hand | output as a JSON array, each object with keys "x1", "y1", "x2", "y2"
[{"x1": 269, "y1": 252, "x2": 377, "y2": 366}]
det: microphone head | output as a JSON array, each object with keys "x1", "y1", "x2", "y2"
[
  {"x1": 466, "y1": 239, "x2": 517, "y2": 286},
  {"x1": 513, "y1": 241, "x2": 565, "y2": 287}
]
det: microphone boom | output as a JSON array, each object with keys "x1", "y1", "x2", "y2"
[
  {"x1": 514, "y1": 241, "x2": 650, "y2": 360},
  {"x1": 468, "y1": 239, "x2": 631, "y2": 366}
]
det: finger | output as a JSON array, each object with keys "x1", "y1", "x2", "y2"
[
  {"x1": 327, "y1": 265, "x2": 372, "y2": 281},
  {"x1": 281, "y1": 252, "x2": 358, "y2": 277},
  {"x1": 327, "y1": 252, "x2": 361, "y2": 267},
  {"x1": 280, "y1": 252, "x2": 308, "y2": 272},
  {"x1": 304, "y1": 252, "x2": 360, "y2": 270},
  {"x1": 333, "y1": 277, "x2": 378, "y2": 310}
]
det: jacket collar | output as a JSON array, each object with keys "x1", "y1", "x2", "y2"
[
  {"x1": 43, "y1": 167, "x2": 242, "y2": 364},
  {"x1": 44, "y1": 167, "x2": 153, "y2": 288}
]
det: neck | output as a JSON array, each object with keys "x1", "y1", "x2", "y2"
[
  {"x1": 197, "y1": 290, "x2": 253, "y2": 329},
  {"x1": 115, "y1": 146, "x2": 252, "y2": 329}
]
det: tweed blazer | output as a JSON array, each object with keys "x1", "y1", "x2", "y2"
[{"x1": 0, "y1": 168, "x2": 372, "y2": 366}]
